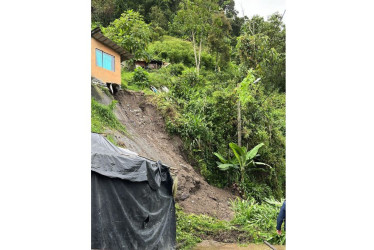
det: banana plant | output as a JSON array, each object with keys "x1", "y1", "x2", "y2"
[{"x1": 214, "y1": 142, "x2": 272, "y2": 184}]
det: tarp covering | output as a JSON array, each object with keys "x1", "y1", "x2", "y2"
[{"x1": 91, "y1": 133, "x2": 176, "y2": 249}]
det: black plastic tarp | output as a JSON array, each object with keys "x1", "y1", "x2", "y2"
[{"x1": 91, "y1": 133, "x2": 176, "y2": 249}]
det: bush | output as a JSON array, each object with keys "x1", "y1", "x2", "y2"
[
  {"x1": 239, "y1": 181, "x2": 273, "y2": 203},
  {"x1": 231, "y1": 198, "x2": 286, "y2": 245},
  {"x1": 130, "y1": 67, "x2": 150, "y2": 88},
  {"x1": 147, "y1": 36, "x2": 195, "y2": 66},
  {"x1": 148, "y1": 68, "x2": 176, "y2": 89},
  {"x1": 169, "y1": 63, "x2": 185, "y2": 76}
]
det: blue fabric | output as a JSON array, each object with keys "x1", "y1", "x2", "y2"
[
  {"x1": 276, "y1": 200, "x2": 286, "y2": 231},
  {"x1": 96, "y1": 49, "x2": 103, "y2": 67},
  {"x1": 103, "y1": 53, "x2": 114, "y2": 71}
]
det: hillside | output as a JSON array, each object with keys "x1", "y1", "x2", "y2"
[
  {"x1": 91, "y1": 2, "x2": 286, "y2": 247},
  {"x1": 110, "y1": 89, "x2": 237, "y2": 221}
]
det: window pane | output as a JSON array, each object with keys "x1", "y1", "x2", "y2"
[
  {"x1": 111, "y1": 56, "x2": 115, "y2": 72},
  {"x1": 96, "y1": 49, "x2": 103, "y2": 67},
  {"x1": 103, "y1": 53, "x2": 114, "y2": 71}
]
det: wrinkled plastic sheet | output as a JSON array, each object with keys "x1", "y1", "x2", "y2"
[{"x1": 91, "y1": 133, "x2": 176, "y2": 249}]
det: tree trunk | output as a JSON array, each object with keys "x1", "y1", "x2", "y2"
[
  {"x1": 192, "y1": 31, "x2": 199, "y2": 74},
  {"x1": 240, "y1": 170, "x2": 244, "y2": 184},
  {"x1": 237, "y1": 84, "x2": 242, "y2": 147},
  {"x1": 197, "y1": 39, "x2": 202, "y2": 75}
]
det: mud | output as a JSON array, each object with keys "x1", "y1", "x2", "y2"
[
  {"x1": 194, "y1": 240, "x2": 286, "y2": 250},
  {"x1": 111, "y1": 89, "x2": 237, "y2": 221}
]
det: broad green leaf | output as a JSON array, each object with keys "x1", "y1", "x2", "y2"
[
  {"x1": 254, "y1": 161, "x2": 272, "y2": 169},
  {"x1": 246, "y1": 143, "x2": 264, "y2": 160},
  {"x1": 217, "y1": 163, "x2": 235, "y2": 171},
  {"x1": 213, "y1": 152, "x2": 227, "y2": 163},
  {"x1": 229, "y1": 143, "x2": 245, "y2": 166}
]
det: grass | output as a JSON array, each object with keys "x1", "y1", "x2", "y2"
[
  {"x1": 121, "y1": 70, "x2": 133, "y2": 89},
  {"x1": 105, "y1": 134, "x2": 118, "y2": 146},
  {"x1": 176, "y1": 204, "x2": 232, "y2": 250},
  {"x1": 91, "y1": 98, "x2": 126, "y2": 134},
  {"x1": 176, "y1": 198, "x2": 286, "y2": 250},
  {"x1": 230, "y1": 198, "x2": 286, "y2": 245}
]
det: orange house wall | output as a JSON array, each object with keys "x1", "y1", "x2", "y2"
[{"x1": 91, "y1": 38, "x2": 121, "y2": 85}]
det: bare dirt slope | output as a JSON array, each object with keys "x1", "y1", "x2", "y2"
[{"x1": 111, "y1": 89, "x2": 237, "y2": 221}]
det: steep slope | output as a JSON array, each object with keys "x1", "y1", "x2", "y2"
[{"x1": 111, "y1": 89, "x2": 237, "y2": 221}]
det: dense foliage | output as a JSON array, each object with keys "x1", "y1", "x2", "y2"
[
  {"x1": 176, "y1": 198, "x2": 285, "y2": 250},
  {"x1": 92, "y1": 0, "x2": 285, "y2": 233},
  {"x1": 103, "y1": 10, "x2": 152, "y2": 60},
  {"x1": 92, "y1": 1, "x2": 286, "y2": 247},
  {"x1": 231, "y1": 198, "x2": 286, "y2": 245}
]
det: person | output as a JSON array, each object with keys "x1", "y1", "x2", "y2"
[{"x1": 276, "y1": 200, "x2": 286, "y2": 235}]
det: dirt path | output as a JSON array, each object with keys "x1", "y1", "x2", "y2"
[
  {"x1": 193, "y1": 240, "x2": 285, "y2": 250},
  {"x1": 111, "y1": 90, "x2": 237, "y2": 221}
]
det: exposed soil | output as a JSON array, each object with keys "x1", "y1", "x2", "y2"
[
  {"x1": 198, "y1": 229, "x2": 253, "y2": 243},
  {"x1": 193, "y1": 240, "x2": 286, "y2": 250},
  {"x1": 111, "y1": 89, "x2": 237, "y2": 221}
]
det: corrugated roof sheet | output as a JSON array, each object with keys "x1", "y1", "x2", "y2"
[{"x1": 91, "y1": 27, "x2": 133, "y2": 61}]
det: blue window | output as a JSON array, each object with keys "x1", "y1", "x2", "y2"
[
  {"x1": 95, "y1": 49, "x2": 115, "y2": 72},
  {"x1": 95, "y1": 49, "x2": 103, "y2": 67}
]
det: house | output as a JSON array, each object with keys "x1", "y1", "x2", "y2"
[
  {"x1": 135, "y1": 59, "x2": 165, "y2": 70},
  {"x1": 91, "y1": 27, "x2": 133, "y2": 93},
  {"x1": 135, "y1": 60, "x2": 147, "y2": 68}
]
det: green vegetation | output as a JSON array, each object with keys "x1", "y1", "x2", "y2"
[
  {"x1": 231, "y1": 198, "x2": 286, "y2": 245},
  {"x1": 92, "y1": 2, "x2": 286, "y2": 247},
  {"x1": 130, "y1": 67, "x2": 150, "y2": 88},
  {"x1": 215, "y1": 142, "x2": 272, "y2": 186},
  {"x1": 91, "y1": 98, "x2": 126, "y2": 134},
  {"x1": 103, "y1": 10, "x2": 152, "y2": 60},
  {"x1": 105, "y1": 134, "x2": 118, "y2": 146},
  {"x1": 92, "y1": 3, "x2": 285, "y2": 198},
  {"x1": 176, "y1": 198, "x2": 285, "y2": 250},
  {"x1": 176, "y1": 204, "x2": 231, "y2": 249}
]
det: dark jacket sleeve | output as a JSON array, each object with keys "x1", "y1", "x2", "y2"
[{"x1": 276, "y1": 201, "x2": 286, "y2": 230}]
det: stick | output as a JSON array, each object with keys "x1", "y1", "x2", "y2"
[{"x1": 264, "y1": 241, "x2": 277, "y2": 250}]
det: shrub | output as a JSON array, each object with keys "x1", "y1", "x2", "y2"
[
  {"x1": 169, "y1": 63, "x2": 185, "y2": 76},
  {"x1": 239, "y1": 181, "x2": 273, "y2": 203},
  {"x1": 231, "y1": 198, "x2": 286, "y2": 245},
  {"x1": 147, "y1": 36, "x2": 195, "y2": 66},
  {"x1": 130, "y1": 67, "x2": 150, "y2": 88}
]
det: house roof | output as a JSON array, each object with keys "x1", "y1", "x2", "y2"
[{"x1": 91, "y1": 27, "x2": 133, "y2": 61}]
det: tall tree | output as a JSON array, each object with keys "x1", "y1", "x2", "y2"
[
  {"x1": 103, "y1": 10, "x2": 152, "y2": 60},
  {"x1": 237, "y1": 13, "x2": 286, "y2": 92},
  {"x1": 218, "y1": 0, "x2": 237, "y2": 18},
  {"x1": 91, "y1": 0, "x2": 116, "y2": 26},
  {"x1": 150, "y1": 5, "x2": 169, "y2": 30},
  {"x1": 236, "y1": 70, "x2": 256, "y2": 146},
  {"x1": 172, "y1": 0, "x2": 219, "y2": 75},
  {"x1": 208, "y1": 11, "x2": 232, "y2": 70}
]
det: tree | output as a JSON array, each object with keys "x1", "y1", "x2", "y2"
[
  {"x1": 103, "y1": 10, "x2": 152, "y2": 60},
  {"x1": 218, "y1": 0, "x2": 237, "y2": 18},
  {"x1": 207, "y1": 11, "x2": 232, "y2": 70},
  {"x1": 235, "y1": 70, "x2": 257, "y2": 146},
  {"x1": 237, "y1": 13, "x2": 286, "y2": 92},
  {"x1": 91, "y1": 0, "x2": 116, "y2": 26},
  {"x1": 150, "y1": 6, "x2": 169, "y2": 30},
  {"x1": 172, "y1": 0, "x2": 219, "y2": 74}
]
